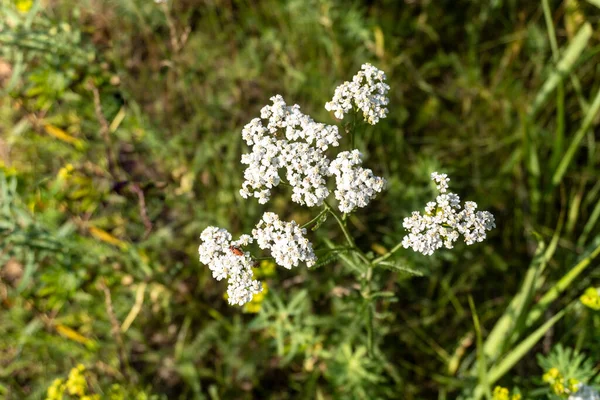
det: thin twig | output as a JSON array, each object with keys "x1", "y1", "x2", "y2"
[
  {"x1": 99, "y1": 279, "x2": 132, "y2": 382},
  {"x1": 130, "y1": 184, "x2": 153, "y2": 238}
]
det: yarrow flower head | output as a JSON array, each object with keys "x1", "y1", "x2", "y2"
[
  {"x1": 402, "y1": 172, "x2": 495, "y2": 255},
  {"x1": 240, "y1": 95, "x2": 341, "y2": 207},
  {"x1": 198, "y1": 227, "x2": 262, "y2": 306},
  {"x1": 329, "y1": 150, "x2": 386, "y2": 213},
  {"x1": 252, "y1": 212, "x2": 317, "y2": 269},
  {"x1": 325, "y1": 63, "x2": 390, "y2": 125}
]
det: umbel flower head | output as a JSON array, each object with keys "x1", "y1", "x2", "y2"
[
  {"x1": 253, "y1": 212, "x2": 317, "y2": 269},
  {"x1": 402, "y1": 172, "x2": 495, "y2": 256},
  {"x1": 325, "y1": 63, "x2": 390, "y2": 125},
  {"x1": 240, "y1": 95, "x2": 340, "y2": 207},
  {"x1": 329, "y1": 150, "x2": 386, "y2": 214},
  {"x1": 198, "y1": 227, "x2": 262, "y2": 306},
  {"x1": 199, "y1": 212, "x2": 318, "y2": 306}
]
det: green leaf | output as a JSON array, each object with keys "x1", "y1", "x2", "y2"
[{"x1": 377, "y1": 260, "x2": 423, "y2": 276}]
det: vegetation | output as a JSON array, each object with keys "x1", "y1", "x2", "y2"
[{"x1": 1, "y1": 0, "x2": 599, "y2": 398}]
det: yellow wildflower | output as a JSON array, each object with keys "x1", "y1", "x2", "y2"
[
  {"x1": 492, "y1": 386, "x2": 509, "y2": 400},
  {"x1": 580, "y1": 287, "x2": 600, "y2": 310},
  {"x1": 65, "y1": 364, "x2": 87, "y2": 397},
  {"x1": 57, "y1": 164, "x2": 75, "y2": 180},
  {"x1": 46, "y1": 378, "x2": 65, "y2": 400},
  {"x1": 552, "y1": 381, "x2": 565, "y2": 395},
  {"x1": 568, "y1": 378, "x2": 580, "y2": 394},
  {"x1": 15, "y1": 0, "x2": 33, "y2": 12},
  {"x1": 253, "y1": 260, "x2": 277, "y2": 278},
  {"x1": 243, "y1": 282, "x2": 269, "y2": 313}
]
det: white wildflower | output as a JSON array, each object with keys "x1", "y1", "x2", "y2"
[
  {"x1": 325, "y1": 63, "x2": 390, "y2": 125},
  {"x1": 240, "y1": 95, "x2": 341, "y2": 207},
  {"x1": 252, "y1": 212, "x2": 317, "y2": 269},
  {"x1": 569, "y1": 385, "x2": 600, "y2": 400},
  {"x1": 328, "y1": 150, "x2": 386, "y2": 214},
  {"x1": 431, "y1": 171, "x2": 449, "y2": 193},
  {"x1": 402, "y1": 172, "x2": 495, "y2": 255},
  {"x1": 198, "y1": 227, "x2": 262, "y2": 306}
]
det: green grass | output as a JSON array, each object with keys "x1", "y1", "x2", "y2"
[{"x1": 1, "y1": 0, "x2": 600, "y2": 399}]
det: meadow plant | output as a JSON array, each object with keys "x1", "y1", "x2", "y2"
[{"x1": 198, "y1": 64, "x2": 495, "y2": 306}]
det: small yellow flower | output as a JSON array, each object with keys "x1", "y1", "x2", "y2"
[
  {"x1": 15, "y1": 0, "x2": 33, "y2": 13},
  {"x1": 253, "y1": 260, "x2": 276, "y2": 278},
  {"x1": 243, "y1": 282, "x2": 269, "y2": 313},
  {"x1": 0, "y1": 161, "x2": 19, "y2": 177},
  {"x1": 580, "y1": 287, "x2": 600, "y2": 310},
  {"x1": 46, "y1": 378, "x2": 65, "y2": 400},
  {"x1": 544, "y1": 367, "x2": 561, "y2": 382},
  {"x1": 511, "y1": 395, "x2": 521, "y2": 400},
  {"x1": 57, "y1": 163, "x2": 75, "y2": 180},
  {"x1": 65, "y1": 364, "x2": 87, "y2": 397},
  {"x1": 567, "y1": 378, "x2": 579, "y2": 393},
  {"x1": 552, "y1": 381, "x2": 565, "y2": 395},
  {"x1": 492, "y1": 386, "x2": 509, "y2": 400}
]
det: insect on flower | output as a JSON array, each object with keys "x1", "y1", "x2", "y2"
[{"x1": 229, "y1": 245, "x2": 244, "y2": 256}]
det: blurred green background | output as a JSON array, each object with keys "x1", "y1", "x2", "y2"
[{"x1": 1, "y1": 0, "x2": 600, "y2": 399}]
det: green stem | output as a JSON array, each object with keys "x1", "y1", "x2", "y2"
[
  {"x1": 300, "y1": 208, "x2": 328, "y2": 229},
  {"x1": 372, "y1": 241, "x2": 404, "y2": 265},
  {"x1": 323, "y1": 201, "x2": 370, "y2": 266}
]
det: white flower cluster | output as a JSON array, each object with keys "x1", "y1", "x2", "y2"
[
  {"x1": 199, "y1": 212, "x2": 319, "y2": 305},
  {"x1": 240, "y1": 95, "x2": 341, "y2": 207},
  {"x1": 198, "y1": 227, "x2": 262, "y2": 306},
  {"x1": 569, "y1": 385, "x2": 600, "y2": 400},
  {"x1": 253, "y1": 212, "x2": 317, "y2": 269},
  {"x1": 402, "y1": 172, "x2": 495, "y2": 256},
  {"x1": 325, "y1": 63, "x2": 390, "y2": 125},
  {"x1": 329, "y1": 150, "x2": 386, "y2": 214}
]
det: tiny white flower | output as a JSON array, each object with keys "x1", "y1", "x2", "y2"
[
  {"x1": 198, "y1": 226, "x2": 262, "y2": 306},
  {"x1": 325, "y1": 63, "x2": 390, "y2": 125},
  {"x1": 402, "y1": 172, "x2": 495, "y2": 255},
  {"x1": 252, "y1": 212, "x2": 317, "y2": 269},
  {"x1": 328, "y1": 150, "x2": 386, "y2": 214}
]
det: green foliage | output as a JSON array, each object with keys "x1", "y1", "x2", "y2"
[
  {"x1": 1, "y1": 0, "x2": 600, "y2": 399},
  {"x1": 537, "y1": 345, "x2": 599, "y2": 399}
]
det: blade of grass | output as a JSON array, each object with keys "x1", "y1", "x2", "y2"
[
  {"x1": 577, "y1": 198, "x2": 600, "y2": 247},
  {"x1": 541, "y1": 0, "x2": 566, "y2": 170},
  {"x1": 474, "y1": 305, "x2": 569, "y2": 399},
  {"x1": 482, "y1": 215, "x2": 563, "y2": 362},
  {"x1": 526, "y1": 235, "x2": 600, "y2": 328},
  {"x1": 552, "y1": 85, "x2": 600, "y2": 186},
  {"x1": 469, "y1": 296, "x2": 491, "y2": 400},
  {"x1": 529, "y1": 23, "x2": 592, "y2": 118},
  {"x1": 585, "y1": 0, "x2": 600, "y2": 8}
]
